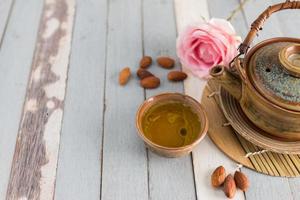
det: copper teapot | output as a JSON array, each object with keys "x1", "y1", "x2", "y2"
[{"x1": 210, "y1": 1, "x2": 300, "y2": 141}]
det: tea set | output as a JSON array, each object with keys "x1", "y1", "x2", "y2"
[{"x1": 136, "y1": 1, "x2": 300, "y2": 157}]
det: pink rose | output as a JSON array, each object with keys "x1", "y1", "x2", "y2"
[{"x1": 177, "y1": 18, "x2": 241, "y2": 78}]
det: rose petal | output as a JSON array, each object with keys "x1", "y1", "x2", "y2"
[{"x1": 176, "y1": 18, "x2": 241, "y2": 78}]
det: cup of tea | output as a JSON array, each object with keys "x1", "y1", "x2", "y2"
[{"x1": 136, "y1": 93, "x2": 208, "y2": 157}]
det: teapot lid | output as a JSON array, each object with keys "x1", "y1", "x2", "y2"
[{"x1": 246, "y1": 39, "x2": 300, "y2": 111}]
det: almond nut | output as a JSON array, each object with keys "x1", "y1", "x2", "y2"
[
  {"x1": 119, "y1": 67, "x2": 131, "y2": 85},
  {"x1": 140, "y1": 76, "x2": 160, "y2": 89},
  {"x1": 157, "y1": 56, "x2": 175, "y2": 69},
  {"x1": 234, "y1": 171, "x2": 249, "y2": 191},
  {"x1": 211, "y1": 166, "x2": 226, "y2": 187},
  {"x1": 137, "y1": 68, "x2": 154, "y2": 80},
  {"x1": 140, "y1": 56, "x2": 152, "y2": 69},
  {"x1": 223, "y1": 175, "x2": 236, "y2": 199},
  {"x1": 168, "y1": 71, "x2": 187, "y2": 81}
]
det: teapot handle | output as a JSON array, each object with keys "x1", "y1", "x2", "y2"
[{"x1": 238, "y1": 0, "x2": 300, "y2": 55}]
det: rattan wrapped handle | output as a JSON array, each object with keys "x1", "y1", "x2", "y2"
[{"x1": 239, "y1": 0, "x2": 300, "y2": 54}]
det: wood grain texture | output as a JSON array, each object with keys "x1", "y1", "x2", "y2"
[
  {"x1": 6, "y1": 0, "x2": 75, "y2": 199},
  {"x1": 101, "y1": 0, "x2": 148, "y2": 199},
  {"x1": 54, "y1": 0, "x2": 107, "y2": 199},
  {"x1": 0, "y1": 0, "x2": 44, "y2": 198},
  {"x1": 143, "y1": 0, "x2": 196, "y2": 199},
  {"x1": 0, "y1": 0, "x2": 14, "y2": 45},
  {"x1": 174, "y1": 0, "x2": 245, "y2": 199}
]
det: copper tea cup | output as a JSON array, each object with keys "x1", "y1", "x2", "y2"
[{"x1": 136, "y1": 93, "x2": 208, "y2": 157}]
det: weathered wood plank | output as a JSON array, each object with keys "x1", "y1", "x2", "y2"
[
  {"x1": 54, "y1": 0, "x2": 107, "y2": 199},
  {"x1": 143, "y1": 0, "x2": 196, "y2": 199},
  {"x1": 6, "y1": 0, "x2": 75, "y2": 199},
  {"x1": 0, "y1": 0, "x2": 14, "y2": 45},
  {"x1": 174, "y1": 0, "x2": 245, "y2": 199},
  {"x1": 101, "y1": 0, "x2": 148, "y2": 199},
  {"x1": 0, "y1": 0, "x2": 44, "y2": 198}
]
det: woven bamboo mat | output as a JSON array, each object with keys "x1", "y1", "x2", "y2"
[{"x1": 202, "y1": 80, "x2": 300, "y2": 177}]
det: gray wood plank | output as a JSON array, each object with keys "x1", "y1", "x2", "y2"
[
  {"x1": 0, "y1": 0, "x2": 43, "y2": 198},
  {"x1": 54, "y1": 0, "x2": 107, "y2": 199},
  {"x1": 101, "y1": 0, "x2": 148, "y2": 199},
  {"x1": 143, "y1": 0, "x2": 196, "y2": 199},
  {"x1": 0, "y1": 0, "x2": 14, "y2": 45}
]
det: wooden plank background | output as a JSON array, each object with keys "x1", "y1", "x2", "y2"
[
  {"x1": 0, "y1": 0, "x2": 299, "y2": 199},
  {"x1": 101, "y1": 0, "x2": 148, "y2": 199},
  {"x1": 54, "y1": 0, "x2": 107, "y2": 199}
]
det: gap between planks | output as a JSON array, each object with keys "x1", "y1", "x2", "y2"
[{"x1": 0, "y1": 0, "x2": 15, "y2": 48}]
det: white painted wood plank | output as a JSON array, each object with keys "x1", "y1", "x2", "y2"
[
  {"x1": 6, "y1": 0, "x2": 75, "y2": 199},
  {"x1": 54, "y1": 0, "x2": 107, "y2": 199},
  {"x1": 193, "y1": 138, "x2": 245, "y2": 200},
  {"x1": 174, "y1": 0, "x2": 208, "y2": 101},
  {"x1": 101, "y1": 0, "x2": 148, "y2": 199},
  {"x1": 143, "y1": 0, "x2": 196, "y2": 199},
  {"x1": 0, "y1": 0, "x2": 43, "y2": 198},
  {"x1": 0, "y1": 0, "x2": 14, "y2": 44},
  {"x1": 174, "y1": 0, "x2": 245, "y2": 199}
]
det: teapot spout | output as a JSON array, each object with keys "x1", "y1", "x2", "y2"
[{"x1": 210, "y1": 65, "x2": 242, "y2": 100}]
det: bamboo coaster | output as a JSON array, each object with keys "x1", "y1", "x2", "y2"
[{"x1": 202, "y1": 80, "x2": 300, "y2": 177}]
